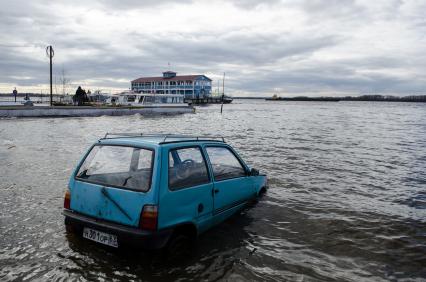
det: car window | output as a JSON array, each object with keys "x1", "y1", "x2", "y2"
[
  {"x1": 76, "y1": 145, "x2": 153, "y2": 191},
  {"x1": 206, "y1": 147, "x2": 246, "y2": 181},
  {"x1": 168, "y1": 147, "x2": 210, "y2": 190},
  {"x1": 138, "y1": 149, "x2": 152, "y2": 170}
]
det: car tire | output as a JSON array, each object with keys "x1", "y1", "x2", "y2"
[
  {"x1": 164, "y1": 234, "x2": 192, "y2": 262},
  {"x1": 258, "y1": 187, "x2": 267, "y2": 197}
]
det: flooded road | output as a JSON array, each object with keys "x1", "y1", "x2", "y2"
[{"x1": 1, "y1": 100, "x2": 425, "y2": 281}]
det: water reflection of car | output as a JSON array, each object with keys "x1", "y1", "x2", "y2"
[{"x1": 63, "y1": 133, "x2": 267, "y2": 254}]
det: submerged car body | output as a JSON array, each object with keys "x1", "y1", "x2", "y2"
[{"x1": 63, "y1": 133, "x2": 267, "y2": 250}]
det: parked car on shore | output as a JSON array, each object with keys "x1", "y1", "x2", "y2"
[{"x1": 63, "y1": 133, "x2": 267, "y2": 254}]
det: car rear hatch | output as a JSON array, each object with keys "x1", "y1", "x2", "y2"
[{"x1": 69, "y1": 144, "x2": 157, "y2": 227}]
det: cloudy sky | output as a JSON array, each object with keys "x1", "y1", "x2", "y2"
[{"x1": 0, "y1": 0, "x2": 425, "y2": 96}]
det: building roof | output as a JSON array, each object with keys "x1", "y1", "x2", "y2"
[{"x1": 132, "y1": 75, "x2": 211, "y2": 83}]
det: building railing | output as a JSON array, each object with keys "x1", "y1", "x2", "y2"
[
  {"x1": 133, "y1": 85, "x2": 212, "y2": 90},
  {"x1": 132, "y1": 84, "x2": 196, "y2": 87},
  {"x1": 133, "y1": 85, "x2": 201, "y2": 90}
]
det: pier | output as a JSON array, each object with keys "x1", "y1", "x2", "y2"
[
  {"x1": 0, "y1": 105, "x2": 194, "y2": 118},
  {"x1": 184, "y1": 96, "x2": 233, "y2": 104}
]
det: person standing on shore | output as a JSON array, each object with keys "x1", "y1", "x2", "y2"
[
  {"x1": 73, "y1": 86, "x2": 86, "y2": 106},
  {"x1": 13, "y1": 88, "x2": 17, "y2": 102}
]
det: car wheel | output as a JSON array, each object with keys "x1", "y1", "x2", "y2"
[
  {"x1": 165, "y1": 234, "x2": 192, "y2": 262},
  {"x1": 258, "y1": 187, "x2": 267, "y2": 197}
]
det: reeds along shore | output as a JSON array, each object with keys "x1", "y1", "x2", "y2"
[
  {"x1": 265, "y1": 95, "x2": 426, "y2": 102},
  {"x1": 341, "y1": 95, "x2": 426, "y2": 102}
]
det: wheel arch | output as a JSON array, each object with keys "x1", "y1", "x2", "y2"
[
  {"x1": 258, "y1": 186, "x2": 267, "y2": 196},
  {"x1": 171, "y1": 222, "x2": 198, "y2": 240}
]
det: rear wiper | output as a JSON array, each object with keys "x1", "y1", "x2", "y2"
[
  {"x1": 77, "y1": 169, "x2": 88, "y2": 178},
  {"x1": 101, "y1": 187, "x2": 132, "y2": 221},
  {"x1": 122, "y1": 176, "x2": 132, "y2": 186}
]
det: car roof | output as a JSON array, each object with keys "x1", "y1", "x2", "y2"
[{"x1": 98, "y1": 133, "x2": 226, "y2": 148}]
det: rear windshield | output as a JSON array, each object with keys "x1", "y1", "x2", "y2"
[{"x1": 76, "y1": 145, "x2": 153, "y2": 191}]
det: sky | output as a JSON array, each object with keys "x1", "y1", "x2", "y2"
[{"x1": 0, "y1": 0, "x2": 425, "y2": 96}]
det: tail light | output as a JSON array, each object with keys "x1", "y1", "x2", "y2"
[
  {"x1": 64, "y1": 189, "x2": 71, "y2": 209},
  {"x1": 139, "y1": 205, "x2": 158, "y2": 231}
]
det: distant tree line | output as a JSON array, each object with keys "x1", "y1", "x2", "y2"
[
  {"x1": 262, "y1": 94, "x2": 426, "y2": 102},
  {"x1": 341, "y1": 95, "x2": 426, "y2": 102}
]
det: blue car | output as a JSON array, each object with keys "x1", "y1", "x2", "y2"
[{"x1": 63, "y1": 133, "x2": 267, "y2": 252}]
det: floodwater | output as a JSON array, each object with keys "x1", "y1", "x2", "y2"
[{"x1": 0, "y1": 100, "x2": 425, "y2": 281}]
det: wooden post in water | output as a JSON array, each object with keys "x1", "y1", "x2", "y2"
[{"x1": 220, "y1": 72, "x2": 225, "y2": 114}]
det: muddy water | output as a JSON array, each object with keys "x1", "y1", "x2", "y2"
[{"x1": 0, "y1": 100, "x2": 425, "y2": 281}]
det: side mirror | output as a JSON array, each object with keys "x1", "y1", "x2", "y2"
[{"x1": 250, "y1": 168, "x2": 259, "y2": 176}]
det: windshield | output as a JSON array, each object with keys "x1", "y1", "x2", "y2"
[{"x1": 76, "y1": 145, "x2": 153, "y2": 191}]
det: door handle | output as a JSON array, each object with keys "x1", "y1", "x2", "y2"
[
  {"x1": 214, "y1": 189, "x2": 219, "y2": 194},
  {"x1": 198, "y1": 203, "x2": 204, "y2": 213}
]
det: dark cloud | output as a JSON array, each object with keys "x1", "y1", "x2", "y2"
[
  {"x1": 97, "y1": 0, "x2": 193, "y2": 9},
  {"x1": 298, "y1": 0, "x2": 365, "y2": 17},
  {"x1": 0, "y1": 48, "x2": 46, "y2": 85},
  {"x1": 133, "y1": 32, "x2": 340, "y2": 66},
  {"x1": 228, "y1": 55, "x2": 426, "y2": 95},
  {"x1": 229, "y1": 0, "x2": 283, "y2": 9}
]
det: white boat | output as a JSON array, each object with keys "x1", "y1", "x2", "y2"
[{"x1": 107, "y1": 92, "x2": 188, "y2": 107}]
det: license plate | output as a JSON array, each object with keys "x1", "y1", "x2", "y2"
[{"x1": 82, "y1": 227, "x2": 118, "y2": 248}]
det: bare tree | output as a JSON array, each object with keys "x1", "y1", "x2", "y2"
[
  {"x1": 54, "y1": 76, "x2": 59, "y2": 96},
  {"x1": 58, "y1": 67, "x2": 71, "y2": 95}
]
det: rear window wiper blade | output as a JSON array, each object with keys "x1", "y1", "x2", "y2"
[{"x1": 77, "y1": 169, "x2": 88, "y2": 178}]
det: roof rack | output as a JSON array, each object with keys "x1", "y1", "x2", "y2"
[
  {"x1": 103, "y1": 132, "x2": 143, "y2": 139},
  {"x1": 102, "y1": 133, "x2": 225, "y2": 143}
]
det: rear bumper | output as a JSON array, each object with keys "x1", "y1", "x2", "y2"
[{"x1": 63, "y1": 209, "x2": 172, "y2": 249}]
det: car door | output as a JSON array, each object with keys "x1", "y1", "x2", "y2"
[
  {"x1": 204, "y1": 145, "x2": 256, "y2": 223},
  {"x1": 157, "y1": 145, "x2": 214, "y2": 234}
]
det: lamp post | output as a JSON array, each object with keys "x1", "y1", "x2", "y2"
[{"x1": 46, "y1": 46, "x2": 54, "y2": 106}]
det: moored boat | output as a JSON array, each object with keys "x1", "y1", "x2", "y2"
[{"x1": 107, "y1": 92, "x2": 189, "y2": 107}]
